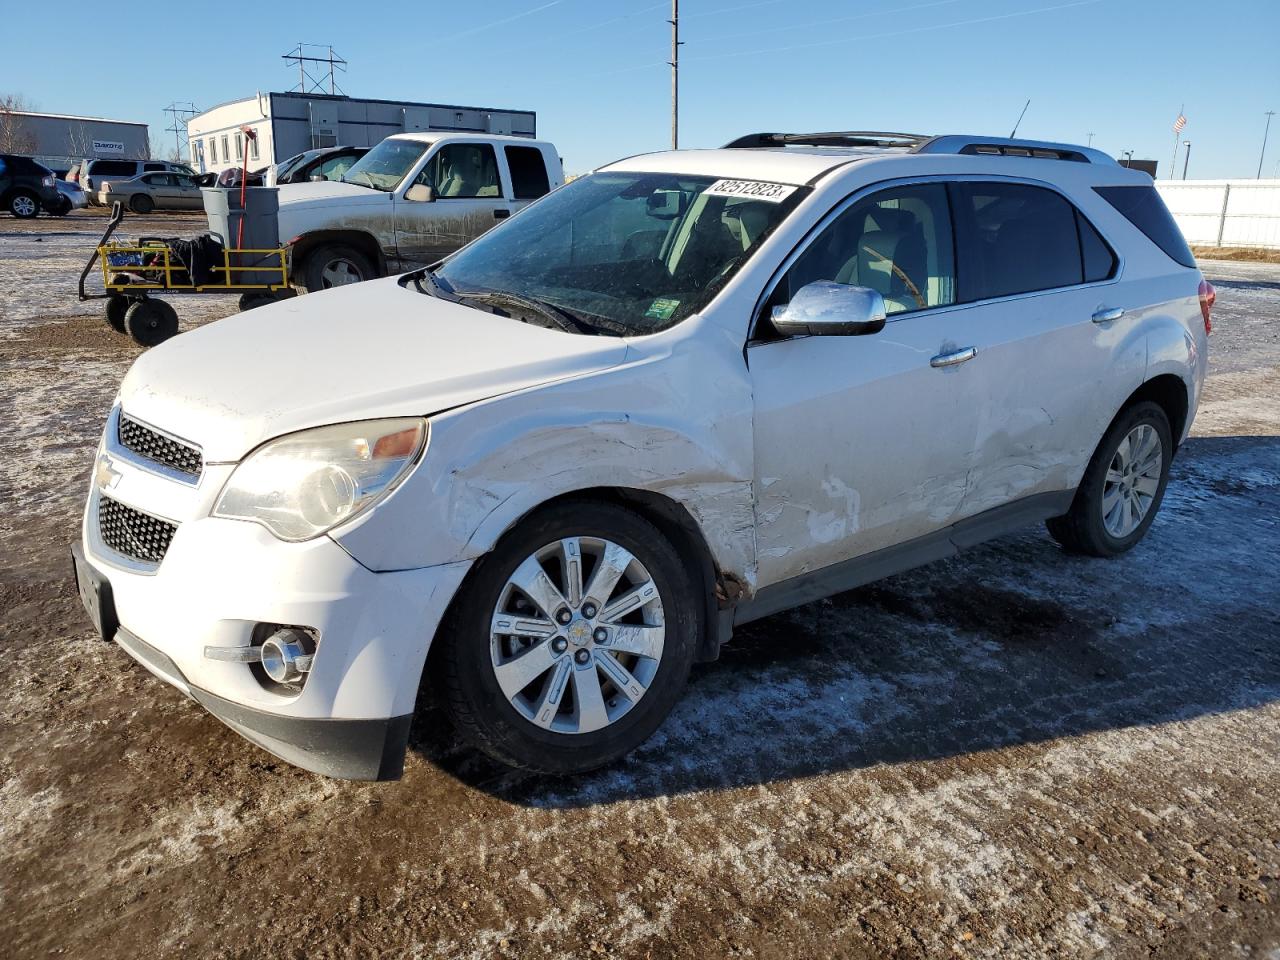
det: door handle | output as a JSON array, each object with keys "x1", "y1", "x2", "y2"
[
  {"x1": 493, "y1": 208, "x2": 510, "y2": 220},
  {"x1": 930, "y1": 346, "x2": 977, "y2": 368},
  {"x1": 1092, "y1": 306, "x2": 1125, "y2": 324}
]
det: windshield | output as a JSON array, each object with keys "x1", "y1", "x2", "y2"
[
  {"x1": 432, "y1": 172, "x2": 805, "y2": 335},
  {"x1": 341, "y1": 139, "x2": 428, "y2": 191}
]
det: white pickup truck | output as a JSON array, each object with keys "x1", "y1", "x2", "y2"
[{"x1": 278, "y1": 132, "x2": 563, "y2": 291}]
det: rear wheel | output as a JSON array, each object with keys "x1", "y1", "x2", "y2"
[
  {"x1": 8, "y1": 191, "x2": 39, "y2": 218},
  {"x1": 47, "y1": 196, "x2": 72, "y2": 216},
  {"x1": 299, "y1": 244, "x2": 374, "y2": 292},
  {"x1": 129, "y1": 194, "x2": 154, "y2": 214},
  {"x1": 237, "y1": 292, "x2": 277, "y2": 312},
  {"x1": 1047, "y1": 401, "x2": 1173, "y2": 557},
  {"x1": 123, "y1": 298, "x2": 179, "y2": 346},
  {"x1": 437, "y1": 501, "x2": 699, "y2": 774}
]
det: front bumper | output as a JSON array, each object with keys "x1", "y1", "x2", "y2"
[{"x1": 77, "y1": 483, "x2": 471, "y2": 779}]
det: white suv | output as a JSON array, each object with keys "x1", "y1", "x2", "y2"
[{"x1": 72, "y1": 131, "x2": 1214, "y2": 780}]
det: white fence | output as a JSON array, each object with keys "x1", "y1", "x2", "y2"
[{"x1": 1155, "y1": 179, "x2": 1280, "y2": 249}]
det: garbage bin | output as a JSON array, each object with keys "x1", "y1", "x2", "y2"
[{"x1": 202, "y1": 187, "x2": 281, "y2": 284}]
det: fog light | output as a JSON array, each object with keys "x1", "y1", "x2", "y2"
[{"x1": 260, "y1": 628, "x2": 315, "y2": 683}]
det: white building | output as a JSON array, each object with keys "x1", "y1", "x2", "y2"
[{"x1": 186, "y1": 92, "x2": 537, "y2": 175}]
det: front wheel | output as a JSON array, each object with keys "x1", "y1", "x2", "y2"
[
  {"x1": 1047, "y1": 401, "x2": 1173, "y2": 557},
  {"x1": 298, "y1": 244, "x2": 374, "y2": 293},
  {"x1": 8, "y1": 191, "x2": 39, "y2": 218},
  {"x1": 436, "y1": 501, "x2": 699, "y2": 774}
]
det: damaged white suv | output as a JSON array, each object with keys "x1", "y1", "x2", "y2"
[{"x1": 72, "y1": 131, "x2": 1214, "y2": 779}]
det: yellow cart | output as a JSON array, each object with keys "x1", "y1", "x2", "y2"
[{"x1": 77, "y1": 201, "x2": 292, "y2": 346}]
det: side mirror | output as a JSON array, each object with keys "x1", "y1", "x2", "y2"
[
  {"x1": 405, "y1": 183, "x2": 435, "y2": 203},
  {"x1": 771, "y1": 281, "x2": 887, "y2": 337}
]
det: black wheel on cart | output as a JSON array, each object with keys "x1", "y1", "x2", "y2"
[
  {"x1": 129, "y1": 194, "x2": 154, "y2": 215},
  {"x1": 105, "y1": 294, "x2": 129, "y2": 333},
  {"x1": 238, "y1": 292, "x2": 277, "y2": 312},
  {"x1": 124, "y1": 298, "x2": 179, "y2": 346}
]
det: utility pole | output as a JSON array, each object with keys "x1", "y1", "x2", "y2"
[
  {"x1": 1259, "y1": 110, "x2": 1276, "y2": 179},
  {"x1": 1087, "y1": 132, "x2": 1094, "y2": 146},
  {"x1": 282, "y1": 44, "x2": 347, "y2": 96},
  {"x1": 163, "y1": 101, "x2": 199, "y2": 163},
  {"x1": 1182, "y1": 141, "x2": 1192, "y2": 180},
  {"x1": 669, "y1": 1, "x2": 681, "y2": 149}
]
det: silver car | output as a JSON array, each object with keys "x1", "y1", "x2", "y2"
[{"x1": 99, "y1": 171, "x2": 204, "y2": 213}]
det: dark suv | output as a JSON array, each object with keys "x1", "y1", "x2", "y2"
[{"x1": 0, "y1": 154, "x2": 61, "y2": 218}]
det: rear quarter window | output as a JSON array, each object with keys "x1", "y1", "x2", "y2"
[
  {"x1": 505, "y1": 145, "x2": 551, "y2": 200},
  {"x1": 1094, "y1": 185, "x2": 1195, "y2": 268},
  {"x1": 90, "y1": 160, "x2": 137, "y2": 177}
]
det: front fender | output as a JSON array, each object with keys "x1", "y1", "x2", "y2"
[{"x1": 333, "y1": 318, "x2": 759, "y2": 590}]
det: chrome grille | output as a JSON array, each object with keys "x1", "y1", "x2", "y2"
[
  {"x1": 118, "y1": 414, "x2": 202, "y2": 479},
  {"x1": 98, "y1": 495, "x2": 177, "y2": 564}
]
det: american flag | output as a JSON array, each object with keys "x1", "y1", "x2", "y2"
[{"x1": 1173, "y1": 113, "x2": 1187, "y2": 134}]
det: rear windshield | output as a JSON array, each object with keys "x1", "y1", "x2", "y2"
[{"x1": 1094, "y1": 185, "x2": 1195, "y2": 268}]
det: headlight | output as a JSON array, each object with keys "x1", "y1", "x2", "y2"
[{"x1": 213, "y1": 418, "x2": 427, "y2": 541}]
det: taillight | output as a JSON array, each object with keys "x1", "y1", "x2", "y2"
[
  {"x1": 1198, "y1": 279, "x2": 1216, "y2": 335},
  {"x1": 103, "y1": 182, "x2": 112, "y2": 192}
]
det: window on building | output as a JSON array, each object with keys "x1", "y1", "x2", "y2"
[
  {"x1": 221, "y1": 136, "x2": 230, "y2": 164},
  {"x1": 505, "y1": 146, "x2": 551, "y2": 199},
  {"x1": 249, "y1": 134, "x2": 259, "y2": 161},
  {"x1": 208, "y1": 138, "x2": 217, "y2": 164},
  {"x1": 235, "y1": 133, "x2": 243, "y2": 160}
]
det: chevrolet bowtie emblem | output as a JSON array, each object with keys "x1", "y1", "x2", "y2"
[{"x1": 95, "y1": 453, "x2": 122, "y2": 491}]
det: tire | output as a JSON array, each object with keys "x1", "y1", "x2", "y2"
[
  {"x1": 237, "y1": 292, "x2": 276, "y2": 312},
  {"x1": 123, "y1": 299, "x2": 179, "y2": 346},
  {"x1": 129, "y1": 194, "x2": 154, "y2": 215},
  {"x1": 8, "y1": 191, "x2": 39, "y2": 218},
  {"x1": 299, "y1": 244, "x2": 374, "y2": 293},
  {"x1": 437, "y1": 501, "x2": 700, "y2": 774},
  {"x1": 105, "y1": 294, "x2": 129, "y2": 333},
  {"x1": 47, "y1": 196, "x2": 72, "y2": 216},
  {"x1": 1046, "y1": 400, "x2": 1173, "y2": 557}
]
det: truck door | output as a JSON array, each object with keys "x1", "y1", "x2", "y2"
[{"x1": 394, "y1": 141, "x2": 513, "y2": 265}]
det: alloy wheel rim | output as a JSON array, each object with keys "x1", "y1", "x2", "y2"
[
  {"x1": 490, "y1": 537, "x2": 665, "y2": 735},
  {"x1": 13, "y1": 196, "x2": 35, "y2": 216},
  {"x1": 321, "y1": 259, "x2": 362, "y2": 287},
  {"x1": 1102, "y1": 423, "x2": 1162, "y2": 539}
]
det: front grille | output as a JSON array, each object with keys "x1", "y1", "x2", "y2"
[
  {"x1": 118, "y1": 414, "x2": 202, "y2": 479},
  {"x1": 98, "y1": 495, "x2": 177, "y2": 564}
]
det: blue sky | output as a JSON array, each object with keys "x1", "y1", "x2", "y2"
[{"x1": 5, "y1": 0, "x2": 1278, "y2": 178}]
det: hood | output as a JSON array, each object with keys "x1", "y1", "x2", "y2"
[
  {"x1": 276, "y1": 180, "x2": 385, "y2": 205},
  {"x1": 118, "y1": 278, "x2": 630, "y2": 462}
]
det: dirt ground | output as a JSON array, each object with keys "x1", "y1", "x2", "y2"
[{"x1": 1, "y1": 210, "x2": 1278, "y2": 960}]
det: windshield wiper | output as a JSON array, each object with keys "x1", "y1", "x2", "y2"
[
  {"x1": 342, "y1": 171, "x2": 384, "y2": 191},
  {"x1": 451, "y1": 289, "x2": 595, "y2": 335}
]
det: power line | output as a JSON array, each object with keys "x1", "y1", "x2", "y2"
[
  {"x1": 690, "y1": 0, "x2": 967, "y2": 44},
  {"x1": 562, "y1": 1, "x2": 667, "y2": 38},
  {"x1": 436, "y1": 0, "x2": 567, "y2": 43},
  {"x1": 1260, "y1": 110, "x2": 1276, "y2": 180}
]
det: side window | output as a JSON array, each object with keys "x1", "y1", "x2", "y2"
[
  {"x1": 954, "y1": 182, "x2": 1082, "y2": 300},
  {"x1": 143, "y1": 162, "x2": 164, "y2": 172},
  {"x1": 1078, "y1": 212, "x2": 1117, "y2": 282},
  {"x1": 419, "y1": 143, "x2": 501, "y2": 198},
  {"x1": 505, "y1": 145, "x2": 551, "y2": 199},
  {"x1": 93, "y1": 160, "x2": 135, "y2": 176},
  {"x1": 148, "y1": 174, "x2": 174, "y2": 186},
  {"x1": 1094, "y1": 185, "x2": 1195, "y2": 268},
  {"x1": 778, "y1": 183, "x2": 956, "y2": 317},
  {"x1": 318, "y1": 154, "x2": 356, "y2": 180}
]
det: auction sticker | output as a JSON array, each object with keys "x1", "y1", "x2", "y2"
[{"x1": 703, "y1": 179, "x2": 797, "y2": 203}]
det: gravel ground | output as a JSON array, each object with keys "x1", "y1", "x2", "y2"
[{"x1": 1, "y1": 211, "x2": 1278, "y2": 959}]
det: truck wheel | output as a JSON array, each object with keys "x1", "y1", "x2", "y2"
[
  {"x1": 1046, "y1": 401, "x2": 1173, "y2": 557},
  {"x1": 436, "y1": 501, "x2": 700, "y2": 775},
  {"x1": 8, "y1": 191, "x2": 39, "y2": 218},
  {"x1": 130, "y1": 194, "x2": 154, "y2": 215},
  {"x1": 124, "y1": 299, "x2": 179, "y2": 346},
  {"x1": 105, "y1": 295, "x2": 129, "y2": 333},
  {"x1": 300, "y1": 244, "x2": 374, "y2": 292}
]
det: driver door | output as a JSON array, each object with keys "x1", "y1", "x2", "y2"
[
  {"x1": 748, "y1": 181, "x2": 987, "y2": 588},
  {"x1": 394, "y1": 142, "x2": 513, "y2": 265}
]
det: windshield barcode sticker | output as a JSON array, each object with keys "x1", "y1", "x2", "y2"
[{"x1": 703, "y1": 179, "x2": 797, "y2": 203}]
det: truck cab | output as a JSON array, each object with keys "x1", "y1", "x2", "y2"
[{"x1": 278, "y1": 132, "x2": 563, "y2": 291}]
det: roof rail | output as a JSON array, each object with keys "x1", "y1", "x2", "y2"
[
  {"x1": 912, "y1": 135, "x2": 1116, "y2": 165},
  {"x1": 723, "y1": 131, "x2": 930, "y2": 150}
]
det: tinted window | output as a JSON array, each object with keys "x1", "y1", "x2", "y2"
[
  {"x1": 420, "y1": 143, "x2": 501, "y2": 198},
  {"x1": 90, "y1": 160, "x2": 136, "y2": 176},
  {"x1": 143, "y1": 162, "x2": 165, "y2": 172},
  {"x1": 780, "y1": 183, "x2": 956, "y2": 316},
  {"x1": 955, "y1": 183, "x2": 1082, "y2": 300},
  {"x1": 1078, "y1": 212, "x2": 1116, "y2": 282},
  {"x1": 1094, "y1": 185, "x2": 1195, "y2": 268},
  {"x1": 505, "y1": 145, "x2": 551, "y2": 199}
]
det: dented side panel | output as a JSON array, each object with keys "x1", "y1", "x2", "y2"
[{"x1": 332, "y1": 315, "x2": 760, "y2": 590}]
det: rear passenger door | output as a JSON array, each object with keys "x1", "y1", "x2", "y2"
[{"x1": 947, "y1": 179, "x2": 1144, "y2": 518}]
